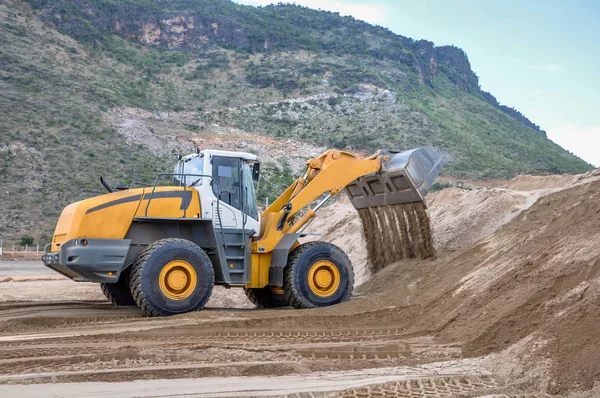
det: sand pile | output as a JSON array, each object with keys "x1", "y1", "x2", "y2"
[
  {"x1": 438, "y1": 179, "x2": 600, "y2": 394},
  {"x1": 351, "y1": 178, "x2": 600, "y2": 394},
  {"x1": 427, "y1": 187, "x2": 530, "y2": 251},
  {"x1": 503, "y1": 174, "x2": 579, "y2": 191},
  {"x1": 358, "y1": 203, "x2": 435, "y2": 273}
]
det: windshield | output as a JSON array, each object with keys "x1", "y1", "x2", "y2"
[
  {"x1": 242, "y1": 161, "x2": 259, "y2": 220},
  {"x1": 173, "y1": 156, "x2": 204, "y2": 186}
]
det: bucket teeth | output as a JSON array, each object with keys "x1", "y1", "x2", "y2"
[{"x1": 344, "y1": 146, "x2": 451, "y2": 210}]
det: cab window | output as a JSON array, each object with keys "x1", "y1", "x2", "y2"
[
  {"x1": 212, "y1": 156, "x2": 241, "y2": 210},
  {"x1": 242, "y1": 161, "x2": 259, "y2": 220},
  {"x1": 173, "y1": 156, "x2": 204, "y2": 186}
]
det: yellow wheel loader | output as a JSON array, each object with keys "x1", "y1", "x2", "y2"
[{"x1": 42, "y1": 147, "x2": 450, "y2": 316}]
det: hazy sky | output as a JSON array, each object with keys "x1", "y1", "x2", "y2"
[{"x1": 235, "y1": 0, "x2": 600, "y2": 166}]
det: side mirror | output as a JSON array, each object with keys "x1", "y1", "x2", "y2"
[
  {"x1": 252, "y1": 163, "x2": 260, "y2": 181},
  {"x1": 114, "y1": 184, "x2": 129, "y2": 190}
]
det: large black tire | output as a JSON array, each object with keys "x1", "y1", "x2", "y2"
[
  {"x1": 100, "y1": 270, "x2": 135, "y2": 306},
  {"x1": 283, "y1": 241, "x2": 354, "y2": 309},
  {"x1": 129, "y1": 238, "x2": 214, "y2": 317},
  {"x1": 244, "y1": 286, "x2": 288, "y2": 309}
]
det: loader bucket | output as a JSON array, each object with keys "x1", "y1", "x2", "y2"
[{"x1": 344, "y1": 146, "x2": 452, "y2": 209}]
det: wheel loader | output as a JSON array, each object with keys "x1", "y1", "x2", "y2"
[{"x1": 42, "y1": 146, "x2": 450, "y2": 316}]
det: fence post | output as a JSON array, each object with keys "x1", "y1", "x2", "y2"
[
  {"x1": 12, "y1": 243, "x2": 15, "y2": 258},
  {"x1": 25, "y1": 244, "x2": 28, "y2": 258}
]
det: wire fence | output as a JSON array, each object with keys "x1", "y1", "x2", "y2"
[{"x1": 0, "y1": 240, "x2": 42, "y2": 260}]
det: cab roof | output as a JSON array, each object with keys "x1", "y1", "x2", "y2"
[{"x1": 202, "y1": 149, "x2": 258, "y2": 162}]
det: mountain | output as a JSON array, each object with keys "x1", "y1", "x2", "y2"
[{"x1": 0, "y1": 0, "x2": 592, "y2": 244}]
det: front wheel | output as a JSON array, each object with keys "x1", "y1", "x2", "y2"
[
  {"x1": 283, "y1": 242, "x2": 354, "y2": 309},
  {"x1": 129, "y1": 238, "x2": 214, "y2": 317}
]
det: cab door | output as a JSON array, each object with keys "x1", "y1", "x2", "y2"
[
  {"x1": 207, "y1": 155, "x2": 260, "y2": 235},
  {"x1": 210, "y1": 156, "x2": 242, "y2": 229},
  {"x1": 240, "y1": 160, "x2": 260, "y2": 235}
]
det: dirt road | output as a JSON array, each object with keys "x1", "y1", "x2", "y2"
[
  {"x1": 0, "y1": 261, "x2": 54, "y2": 277},
  {"x1": 0, "y1": 366, "x2": 502, "y2": 397},
  {"x1": 0, "y1": 297, "x2": 531, "y2": 397}
]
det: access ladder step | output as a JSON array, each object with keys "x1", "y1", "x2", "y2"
[{"x1": 225, "y1": 256, "x2": 246, "y2": 260}]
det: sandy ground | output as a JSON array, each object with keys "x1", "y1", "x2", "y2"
[
  {"x1": 0, "y1": 363, "x2": 500, "y2": 397},
  {"x1": 1, "y1": 171, "x2": 600, "y2": 397},
  {"x1": 0, "y1": 261, "x2": 55, "y2": 277},
  {"x1": 0, "y1": 261, "x2": 65, "y2": 283}
]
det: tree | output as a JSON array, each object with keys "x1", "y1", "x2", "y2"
[{"x1": 19, "y1": 235, "x2": 34, "y2": 247}]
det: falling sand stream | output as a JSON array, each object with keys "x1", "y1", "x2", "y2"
[{"x1": 358, "y1": 202, "x2": 436, "y2": 274}]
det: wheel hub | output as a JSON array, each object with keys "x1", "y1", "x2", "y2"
[
  {"x1": 159, "y1": 260, "x2": 197, "y2": 301},
  {"x1": 315, "y1": 269, "x2": 333, "y2": 288},
  {"x1": 308, "y1": 260, "x2": 340, "y2": 297},
  {"x1": 167, "y1": 270, "x2": 188, "y2": 290}
]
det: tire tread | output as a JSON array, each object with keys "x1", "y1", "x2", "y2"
[
  {"x1": 100, "y1": 270, "x2": 135, "y2": 306},
  {"x1": 244, "y1": 287, "x2": 288, "y2": 308},
  {"x1": 284, "y1": 241, "x2": 354, "y2": 309},
  {"x1": 128, "y1": 238, "x2": 214, "y2": 317}
]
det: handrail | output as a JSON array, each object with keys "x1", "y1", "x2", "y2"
[
  {"x1": 216, "y1": 191, "x2": 227, "y2": 249},
  {"x1": 129, "y1": 181, "x2": 153, "y2": 189}
]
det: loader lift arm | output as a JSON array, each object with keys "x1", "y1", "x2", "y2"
[{"x1": 252, "y1": 149, "x2": 383, "y2": 255}]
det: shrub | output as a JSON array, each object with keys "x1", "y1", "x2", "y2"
[{"x1": 19, "y1": 234, "x2": 34, "y2": 247}]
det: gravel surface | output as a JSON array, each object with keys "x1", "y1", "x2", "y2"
[{"x1": 0, "y1": 260, "x2": 51, "y2": 277}]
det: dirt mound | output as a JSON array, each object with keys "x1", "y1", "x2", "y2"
[
  {"x1": 504, "y1": 174, "x2": 578, "y2": 191},
  {"x1": 504, "y1": 169, "x2": 600, "y2": 193},
  {"x1": 443, "y1": 180, "x2": 600, "y2": 393},
  {"x1": 427, "y1": 187, "x2": 530, "y2": 251},
  {"x1": 354, "y1": 179, "x2": 600, "y2": 394}
]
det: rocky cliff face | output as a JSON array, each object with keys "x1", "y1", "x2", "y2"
[
  {"x1": 29, "y1": 1, "x2": 477, "y2": 90},
  {"x1": 26, "y1": 0, "x2": 542, "y2": 132}
]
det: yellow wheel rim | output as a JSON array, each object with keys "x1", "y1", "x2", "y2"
[
  {"x1": 159, "y1": 260, "x2": 197, "y2": 301},
  {"x1": 308, "y1": 260, "x2": 340, "y2": 297}
]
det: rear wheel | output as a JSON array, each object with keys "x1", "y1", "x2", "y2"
[
  {"x1": 244, "y1": 286, "x2": 288, "y2": 308},
  {"x1": 100, "y1": 270, "x2": 135, "y2": 306},
  {"x1": 129, "y1": 238, "x2": 214, "y2": 317},
  {"x1": 283, "y1": 242, "x2": 354, "y2": 309}
]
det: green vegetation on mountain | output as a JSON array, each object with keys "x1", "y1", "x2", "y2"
[{"x1": 0, "y1": 0, "x2": 592, "y2": 242}]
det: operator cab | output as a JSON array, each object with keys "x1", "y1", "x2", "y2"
[{"x1": 174, "y1": 149, "x2": 260, "y2": 235}]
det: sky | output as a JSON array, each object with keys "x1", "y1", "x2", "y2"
[{"x1": 235, "y1": 0, "x2": 600, "y2": 166}]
